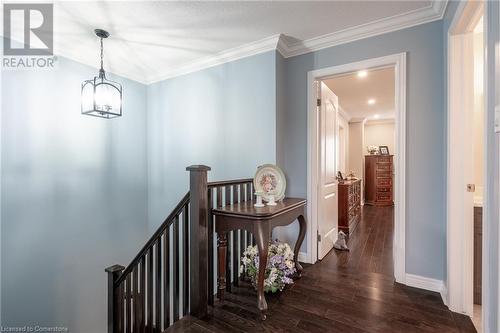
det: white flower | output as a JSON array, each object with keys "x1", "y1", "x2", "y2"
[
  {"x1": 241, "y1": 240, "x2": 296, "y2": 293},
  {"x1": 247, "y1": 246, "x2": 258, "y2": 256}
]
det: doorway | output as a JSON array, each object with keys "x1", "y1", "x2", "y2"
[
  {"x1": 306, "y1": 53, "x2": 406, "y2": 284},
  {"x1": 447, "y1": 1, "x2": 486, "y2": 331}
]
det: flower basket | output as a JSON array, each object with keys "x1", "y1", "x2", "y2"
[{"x1": 240, "y1": 240, "x2": 296, "y2": 293}]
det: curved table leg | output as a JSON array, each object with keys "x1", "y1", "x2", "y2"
[
  {"x1": 294, "y1": 215, "x2": 307, "y2": 277},
  {"x1": 254, "y1": 224, "x2": 270, "y2": 320}
]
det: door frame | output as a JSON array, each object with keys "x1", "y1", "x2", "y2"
[
  {"x1": 446, "y1": 0, "x2": 487, "y2": 319},
  {"x1": 306, "y1": 53, "x2": 407, "y2": 284}
]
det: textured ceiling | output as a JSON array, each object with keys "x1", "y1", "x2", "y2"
[{"x1": 8, "y1": 1, "x2": 434, "y2": 83}]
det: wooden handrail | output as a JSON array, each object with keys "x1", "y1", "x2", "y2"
[
  {"x1": 208, "y1": 178, "x2": 253, "y2": 188},
  {"x1": 105, "y1": 166, "x2": 256, "y2": 333},
  {"x1": 115, "y1": 191, "x2": 190, "y2": 286}
]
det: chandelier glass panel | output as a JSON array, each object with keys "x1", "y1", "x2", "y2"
[{"x1": 81, "y1": 29, "x2": 122, "y2": 119}]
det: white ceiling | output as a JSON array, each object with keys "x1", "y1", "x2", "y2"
[
  {"x1": 8, "y1": 1, "x2": 446, "y2": 83},
  {"x1": 324, "y1": 67, "x2": 395, "y2": 121}
]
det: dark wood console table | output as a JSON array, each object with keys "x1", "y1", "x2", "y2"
[{"x1": 212, "y1": 198, "x2": 307, "y2": 320}]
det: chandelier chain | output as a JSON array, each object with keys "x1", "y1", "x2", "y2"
[{"x1": 100, "y1": 37, "x2": 104, "y2": 71}]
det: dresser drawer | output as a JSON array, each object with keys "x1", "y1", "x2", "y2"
[
  {"x1": 376, "y1": 170, "x2": 392, "y2": 178},
  {"x1": 377, "y1": 156, "x2": 392, "y2": 163},
  {"x1": 376, "y1": 192, "x2": 392, "y2": 201},
  {"x1": 377, "y1": 187, "x2": 392, "y2": 193},
  {"x1": 376, "y1": 163, "x2": 392, "y2": 171},
  {"x1": 377, "y1": 178, "x2": 392, "y2": 186}
]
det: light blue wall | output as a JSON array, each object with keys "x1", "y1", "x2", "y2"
[
  {"x1": 1, "y1": 56, "x2": 148, "y2": 332},
  {"x1": 276, "y1": 52, "x2": 286, "y2": 167},
  {"x1": 147, "y1": 51, "x2": 277, "y2": 230},
  {"x1": 280, "y1": 21, "x2": 447, "y2": 280},
  {"x1": 1, "y1": 48, "x2": 277, "y2": 331}
]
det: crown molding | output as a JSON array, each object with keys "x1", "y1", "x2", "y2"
[
  {"x1": 276, "y1": 34, "x2": 290, "y2": 58},
  {"x1": 146, "y1": 34, "x2": 281, "y2": 84},
  {"x1": 365, "y1": 118, "x2": 396, "y2": 125},
  {"x1": 280, "y1": 1, "x2": 448, "y2": 58},
  {"x1": 147, "y1": 1, "x2": 447, "y2": 83},
  {"x1": 349, "y1": 117, "x2": 367, "y2": 124},
  {"x1": 432, "y1": 0, "x2": 449, "y2": 19},
  {"x1": 68, "y1": 1, "x2": 447, "y2": 84}
]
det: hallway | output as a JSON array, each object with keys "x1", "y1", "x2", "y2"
[{"x1": 171, "y1": 206, "x2": 476, "y2": 332}]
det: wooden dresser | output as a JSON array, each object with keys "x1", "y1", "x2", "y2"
[
  {"x1": 338, "y1": 179, "x2": 361, "y2": 235},
  {"x1": 365, "y1": 155, "x2": 394, "y2": 206}
]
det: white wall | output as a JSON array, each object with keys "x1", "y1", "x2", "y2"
[
  {"x1": 443, "y1": 3, "x2": 499, "y2": 330},
  {"x1": 483, "y1": 2, "x2": 499, "y2": 330},
  {"x1": 348, "y1": 121, "x2": 365, "y2": 180},
  {"x1": 473, "y1": 30, "x2": 484, "y2": 202},
  {"x1": 337, "y1": 111, "x2": 349, "y2": 174},
  {"x1": 348, "y1": 120, "x2": 365, "y2": 203},
  {"x1": 364, "y1": 120, "x2": 396, "y2": 155}
]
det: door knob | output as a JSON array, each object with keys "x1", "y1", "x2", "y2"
[{"x1": 467, "y1": 184, "x2": 475, "y2": 192}]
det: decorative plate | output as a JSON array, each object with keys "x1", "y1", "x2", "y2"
[{"x1": 253, "y1": 164, "x2": 286, "y2": 202}]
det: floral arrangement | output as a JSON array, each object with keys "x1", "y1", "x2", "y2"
[
  {"x1": 367, "y1": 145, "x2": 379, "y2": 154},
  {"x1": 240, "y1": 240, "x2": 296, "y2": 293}
]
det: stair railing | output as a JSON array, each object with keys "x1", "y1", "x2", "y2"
[
  {"x1": 206, "y1": 178, "x2": 255, "y2": 305},
  {"x1": 105, "y1": 165, "x2": 256, "y2": 333}
]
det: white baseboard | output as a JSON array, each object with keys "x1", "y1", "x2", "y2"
[
  {"x1": 296, "y1": 258, "x2": 448, "y2": 305},
  {"x1": 440, "y1": 286, "x2": 448, "y2": 306},
  {"x1": 297, "y1": 251, "x2": 309, "y2": 263},
  {"x1": 405, "y1": 273, "x2": 445, "y2": 294},
  {"x1": 405, "y1": 273, "x2": 448, "y2": 306}
]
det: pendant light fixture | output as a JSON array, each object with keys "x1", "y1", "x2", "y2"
[{"x1": 81, "y1": 29, "x2": 122, "y2": 118}]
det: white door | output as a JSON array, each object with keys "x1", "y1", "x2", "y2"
[{"x1": 317, "y1": 82, "x2": 339, "y2": 260}]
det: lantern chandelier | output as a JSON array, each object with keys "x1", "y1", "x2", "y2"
[{"x1": 81, "y1": 29, "x2": 123, "y2": 119}]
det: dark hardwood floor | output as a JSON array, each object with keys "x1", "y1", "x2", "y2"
[{"x1": 166, "y1": 205, "x2": 477, "y2": 333}]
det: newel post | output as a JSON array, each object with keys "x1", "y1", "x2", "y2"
[
  {"x1": 186, "y1": 165, "x2": 211, "y2": 318},
  {"x1": 105, "y1": 264, "x2": 125, "y2": 333}
]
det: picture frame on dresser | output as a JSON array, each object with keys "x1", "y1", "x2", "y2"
[
  {"x1": 337, "y1": 171, "x2": 344, "y2": 182},
  {"x1": 379, "y1": 145, "x2": 390, "y2": 155}
]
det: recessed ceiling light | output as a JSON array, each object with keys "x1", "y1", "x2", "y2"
[
  {"x1": 367, "y1": 98, "x2": 376, "y2": 105},
  {"x1": 374, "y1": 114, "x2": 380, "y2": 119},
  {"x1": 357, "y1": 70, "x2": 368, "y2": 78}
]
